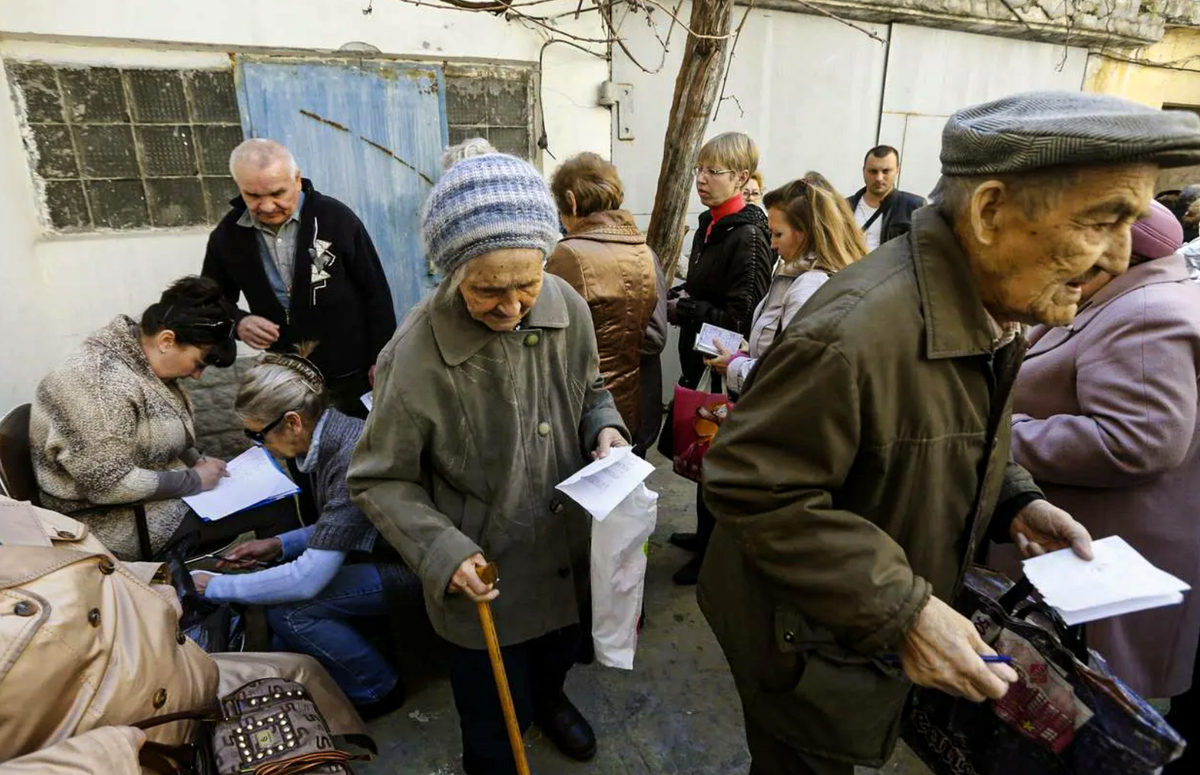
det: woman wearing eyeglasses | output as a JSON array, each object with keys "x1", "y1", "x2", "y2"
[
  {"x1": 31, "y1": 276, "x2": 241, "y2": 560},
  {"x1": 706, "y1": 174, "x2": 867, "y2": 394},
  {"x1": 667, "y1": 131, "x2": 773, "y2": 585},
  {"x1": 189, "y1": 346, "x2": 415, "y2": 718}
]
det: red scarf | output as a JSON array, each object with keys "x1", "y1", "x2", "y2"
[{"x1": 705, "y1": 193, "x2": 746, "y2": 240}]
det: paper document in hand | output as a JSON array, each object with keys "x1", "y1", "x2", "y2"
[
  {"x1": 694, "y1": 322, "x2": 744, "y2": 357},
  {"x1": 361, "y1": 392, "x2": 373, "y2": 412},
  {"x1": 555, "y1": 446, "x2": 656, "y2": 520},
  {"x1": 183, "y1": 447, "x2": 300, "y2": 521},
  {"x1": 1022, "y1": 536, "x2": 1190, "y2": 626}
]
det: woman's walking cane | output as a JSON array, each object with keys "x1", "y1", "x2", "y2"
[{"x1": 476, "y1": 563, "x2": 531, "y2": 775}]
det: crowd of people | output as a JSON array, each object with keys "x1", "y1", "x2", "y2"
[{"x1": 6, "y1": 88, "x2": 1200, "y2": 775}]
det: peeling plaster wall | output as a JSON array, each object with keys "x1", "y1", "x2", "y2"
[{"x1": 0, "y1": 0, "x2": 610, "y2": 415}]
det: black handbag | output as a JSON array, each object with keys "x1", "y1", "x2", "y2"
[{"x1": 903, "y1": 566, "x2": 1185, "y2": 775}]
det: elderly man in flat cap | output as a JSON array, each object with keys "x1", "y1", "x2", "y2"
[{"x1": 696, "y1": 91, "x2": 1200, "y2": 775}]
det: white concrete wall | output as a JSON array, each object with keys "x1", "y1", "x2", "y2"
[
  {"x1": 878, "y1": 24, "x2": 1089, "y2": 200},
  {"x1": 0, "y1": 0, "x2": 612, "y2": 409}
]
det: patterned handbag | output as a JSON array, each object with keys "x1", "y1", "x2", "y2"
[
  {"x1": 668, "y1": 370, "x2": 735, "y2": 483},
  {"x1": 903, "y1": 566, "x2": 1185, "y2": 775},
  {"x1": 137, "y1": 678, "x2": 368, "y2": 775}
]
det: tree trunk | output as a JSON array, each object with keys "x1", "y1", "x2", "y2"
[{"x1": 644, "y1": 0, "x2": 735, "y2": 284}]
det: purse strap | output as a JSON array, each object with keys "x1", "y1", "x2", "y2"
[{"x1": 997, "y1": 575, "x2": 1089, "y2": 663}]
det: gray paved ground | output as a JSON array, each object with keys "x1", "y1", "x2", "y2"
[{"x1": 359, "y1": 451, "x2": 928, "y2": 775}]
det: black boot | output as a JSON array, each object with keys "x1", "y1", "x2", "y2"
[
  {"x1": 669, "y1": 532, "x2": 702, "y2": 552},
  {"x1": 535, "y1": 692, "x2": 597, "y2": 761},
  {"x1": 355, "y1": 679, "x2": 406, "y2": 721},
  {"x1": 672, "y1": 554, "x2": 705, "y2": 586}
]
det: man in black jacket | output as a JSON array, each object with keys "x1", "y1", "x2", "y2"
[
  {"x1": 202, "y1": 139, "x2": 396, "y2": 417},
  {"x1": 847, "y1": 145, "x2": 926, "y2": 252}
]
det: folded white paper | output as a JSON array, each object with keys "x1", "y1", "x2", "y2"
[
  {"x1": 183, "y1": 447, "x2": 300, "y2": 521},
  {"x1": 361, "y1": 392, "x2": 373, "y2": 412},
  {"x1": 694, "y1": 322, "x2": 744, "y2": 357},
  {"x1": 1022, "y1": 535, "x2": 1190, "y2": 626},
  {"x1": 555, "y1": 446, "x2": 656, "y2": 520}
]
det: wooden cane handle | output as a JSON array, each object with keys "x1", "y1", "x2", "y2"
[
  {"x1": 476, "y1": 599, "x2": 530, "y2": 775},
  {"x1": 478, "y1": 562, "x2": 499, "y2": 587}
]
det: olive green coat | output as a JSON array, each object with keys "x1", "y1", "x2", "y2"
[
  {"x1": 698, "y1": 207, "x2": 1043, "y2": 766},
  {"x1": 348, "y1": 273, "x2": 627, "y2": 650}
]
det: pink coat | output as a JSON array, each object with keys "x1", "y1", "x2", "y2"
[{"x1": 991, "y1": 253, "x2": 1200, "y2": 698}]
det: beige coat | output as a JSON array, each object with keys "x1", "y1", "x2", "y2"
[
  {"x1": 349, "y1": 273, "x2": 627, "y2": 649},
  {"x1": 0, "y1": 497, "x2": 366, "y2": 774},
  {"x1": 990, "y1": 253, "x2": 1200, "y2": 699}
]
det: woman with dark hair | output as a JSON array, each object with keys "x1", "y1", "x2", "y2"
[{"x1": 30, "y1": 275, "x2": 292, "y2": 560}]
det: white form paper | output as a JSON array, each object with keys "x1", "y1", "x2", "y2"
[
  {"x1": 555, "y1": 446, "x2": 656, "y2": 520},
  {"x1": 1022, "y1": 535, "x2": 1190, "y2": 626},
  {"x1": 361, "y1": 392, "x2": 373, "y2": 412},
  {"x1": 183, "y1": 447, "x2": 300, "y2": 522},
  {"x1": 694, "y1": 322, "x2": 745, "y2": 357}
]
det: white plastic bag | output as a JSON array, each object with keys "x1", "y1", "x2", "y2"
[{"x1": 590, "y1": 482, "x2": 658, "y2": 670}]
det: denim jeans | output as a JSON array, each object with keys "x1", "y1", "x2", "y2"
[{"x1": 266, "y1": 563, "x2": 398, "y2": 705}]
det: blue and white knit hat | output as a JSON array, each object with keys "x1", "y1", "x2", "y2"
[{"x1": 421, "y1": 153, "x2": 561, "y2": 275}]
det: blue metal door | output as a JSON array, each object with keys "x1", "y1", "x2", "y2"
[{"x1": 236, "y1": 57, "x2": 447, "y2": 322}]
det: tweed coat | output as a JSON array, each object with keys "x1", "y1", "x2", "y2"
[
  {"x1": 31, "y1": 316, "x2": 199, "y2": 559},
  {"x1": 348, "y1": 273, "x2": 627, "y2": 649},
  {"x1": 991, "y1": 253, "x2": 1200, "y2": 699}
]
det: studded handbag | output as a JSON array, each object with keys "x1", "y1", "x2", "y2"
[{"x1": 136, "y1": 678, "x2": 367, "y2": 775}]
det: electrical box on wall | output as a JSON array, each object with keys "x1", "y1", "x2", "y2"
[{"x1": 598, "y1": 81, "x2": 634, "y2": 141}]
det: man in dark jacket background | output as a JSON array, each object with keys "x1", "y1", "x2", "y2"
[
  {"x1": 202, "y1": 139, "x2": 396, "y2": 417},
  {"x1": 847, "y1": 145, "x2": 926, "y2": 252},
  {"x1": 699, "y1": 92, "x2": 1200, "y2": 774}
]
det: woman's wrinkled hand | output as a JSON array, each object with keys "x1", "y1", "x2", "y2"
[
  {"x1": 448, "y1": 553, "x2": 499, "y2": 603},
  {"x1": 592, "y1": 427, "x2": 629, "y2": 460}
]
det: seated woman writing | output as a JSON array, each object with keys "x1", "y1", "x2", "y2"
[
  {"x1": 192, "y1": 347, "x2": 415, "y2": 718},
  {"x1": 32, "y1": 276, "x2": 251, "y2": 560}
]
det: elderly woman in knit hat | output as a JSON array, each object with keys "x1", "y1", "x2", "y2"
[
  {"x1": 348, "y1": 153, "x2": 628, "y2": 774},
  {"x1": 990, "y1": 200, "x2": 1200, "y2": 709}
]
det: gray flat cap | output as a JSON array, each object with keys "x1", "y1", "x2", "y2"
[{"x1": 941, "y1": 91, "x2": 1200, "y2": 176}]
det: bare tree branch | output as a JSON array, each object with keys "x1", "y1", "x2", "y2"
[
  {"x1": 787, "y1": 0, "x2": 886, "y2": 45},
  {"x1": 713, "y1": 0, "x2": 753, "y2": 121}
]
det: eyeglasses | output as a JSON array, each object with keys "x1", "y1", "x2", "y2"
[
  {"x1": 162, "y1": 305, "x2": 235, "y2": 341},
  {"x1": 693, "y1": 166, "x2": 736, "y2": 180},
  {"x1": 243, "y1": 411, "x2": 291, "y2": 446}
]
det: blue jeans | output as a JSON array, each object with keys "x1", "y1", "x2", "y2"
[{"x1": 266, "y1": 563, "x2": 398, "y2": 705}]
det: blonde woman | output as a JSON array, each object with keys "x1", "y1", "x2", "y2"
[
  {"x1": 708, "y1": 174, "x2": 868, "y2": 394},
  {"x1": 191, "y1": 348, "x2": 415, "y2": 718}
]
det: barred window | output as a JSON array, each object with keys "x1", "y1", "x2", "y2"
[
  {"x1": 444, "y1": 64, "x2": 537, "y2": 160},
  {"x1": 6, "y1": 63, "x2": 244, "y2": 231}
]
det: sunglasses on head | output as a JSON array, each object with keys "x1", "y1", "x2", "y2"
[{"x1": 243, "y1": 411, "x2": 292, "y2": 446}]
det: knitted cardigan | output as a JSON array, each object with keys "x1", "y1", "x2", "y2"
[
  {"x1": 305, "y1": 409, "x2": 418, "y2": 601},
  {"x1": 30, "y1": 316, "x2": 197, "y2": 559}
]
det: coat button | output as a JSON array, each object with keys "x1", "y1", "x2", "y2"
[
  {"x1": 87, "y1": 608, "x2": 102, "y2": 627},
  {"x1": 537, "y1": 422, "x2": 551, "y2": 437},
  {"x1": 56, "y1": 529, "x2": 74, "y2": 539},
  {"x1": 557, "y1": 566, "x2": 571, "y2": 579},
  {"x1": 153, "y1": 689, "x2": 168, "y2": 708},
  {"x1": 13, "y1": 601, "x2": 37, "y2": 617},
  {"x1": 550, "y1": 499, "x2": 564, "y2": 514},
  {"x1": 177, "y1": 629, "x2": 187, "y2": 645},
  {"x1": 98, "y1": 557, "x2": 116, "y2": 575},
  {"x1": 783, "y1": 630, "x2": 796, "y2": 644},
  {"x1": 524, "y1": 333, "x2": 539, "y2": 347}
]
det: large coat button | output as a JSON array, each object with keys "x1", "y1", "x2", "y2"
[
  {"x1": 13, "y1": 601, "x2": 36, "y2": 617},
  {"x1": 98, "y1": 557, "x2": 116, "y2": 575},
  {"x1": 87, "y1": 608, "x2": 102, "y2": 627},
  {"x1": 524, "y1": 333, "x2": 540, "y2": 347},
  {"x1": 153, "y1": 689, "x2": 168, "y2": 708},
  {"x1": 550, "y1": 499, "x2": 564, "y2": 514},
  {"x1": 783, "y1": 630, "x2": 796, "y2": 644},
  {"x1": 537, "y1": 422, "x2": 551, "y2": 437}
]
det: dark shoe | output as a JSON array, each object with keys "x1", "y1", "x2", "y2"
[
  {"x1": 535, "y1": 693, "x2": 597, "y2": 761},
  {"x1": 355, "y1": 679, "x2": 406, "y2": 721},
  {"x1": 669, "y1": 531, "x2": 702, "y2": 552},
  {"x1": 673, "y1": 554, "x2": 704, "y2": 586}
]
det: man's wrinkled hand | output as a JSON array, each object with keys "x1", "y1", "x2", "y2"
[
  {"x1": 592, "y1": 427, "x2": 629, "y2": 460},
  {"x1": 448, "y1": 553, "x2": 499, "y2": 603},
  {"x1": 899, "y1": 596, "x2": 1019, "y2": 703},
  {"x1": 237, "y1": 315, "x2": 281, "y2": 349},
  {"x1": 217, "y1": 537, "x2": 282, "y2": 570},
  {"x1": 1010, "y1": 499, "x2": 1093, "y2": 560}
]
